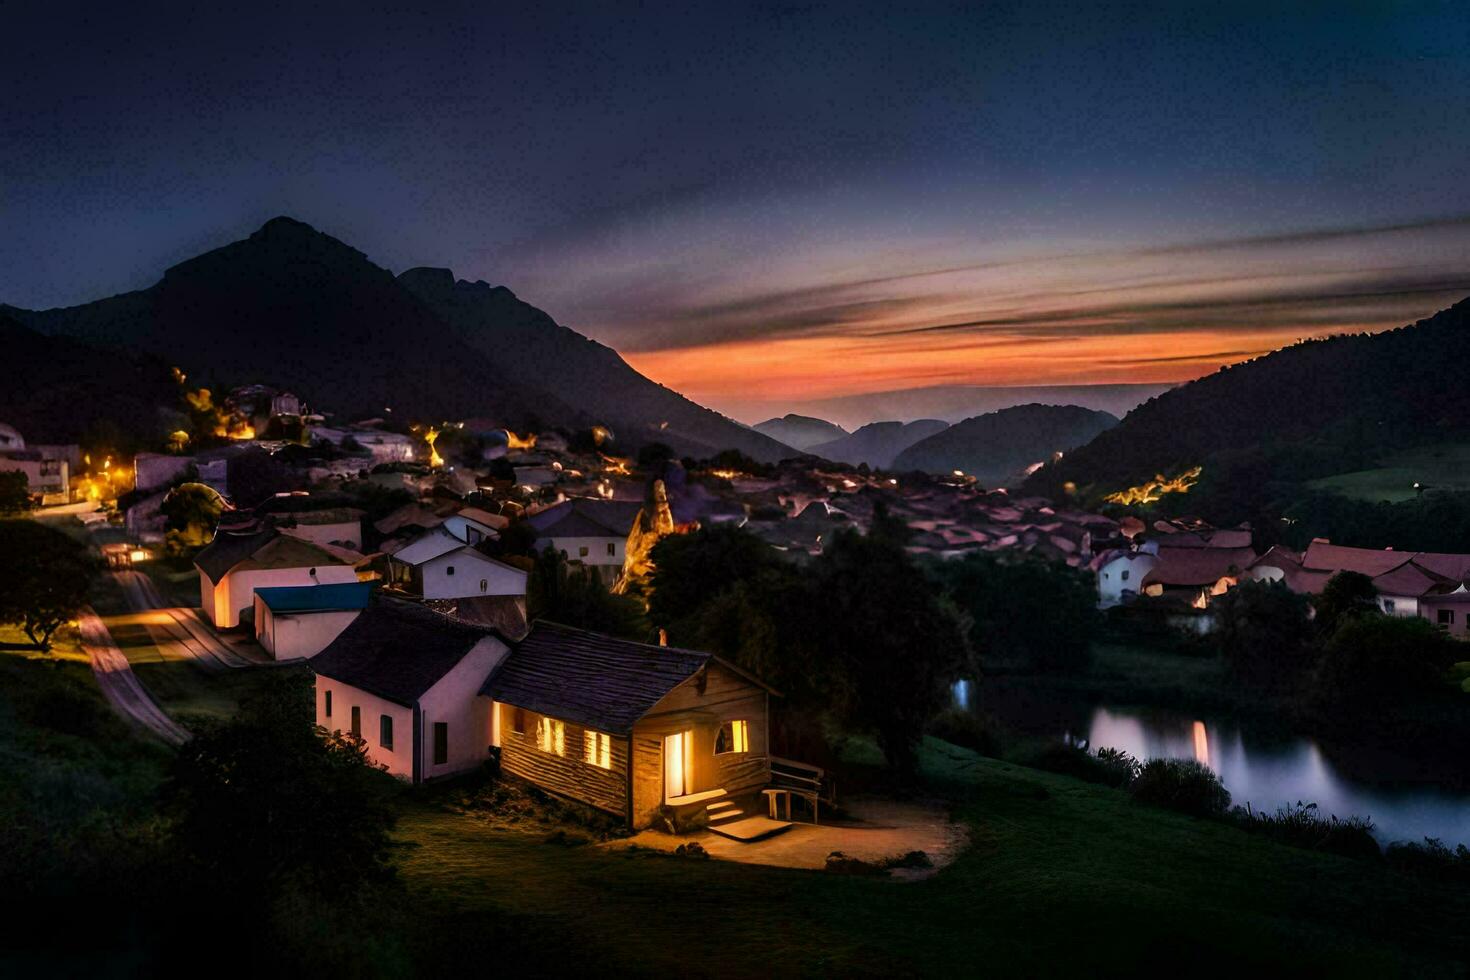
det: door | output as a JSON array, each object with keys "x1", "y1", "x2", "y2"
[{"x1": 663, "y1": 730, "x2": 691, "y2": 800}]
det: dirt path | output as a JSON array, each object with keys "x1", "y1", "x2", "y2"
[
  {"x1": 113, "y1": 569, "x2": 168, "y2": 612},
  {"x1": 78, "y1": 605, "x2": 189, "y2": 746}
]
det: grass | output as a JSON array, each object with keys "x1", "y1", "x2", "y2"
[
  {"x1": 1306, "y1": 443, "x2": 1470, "y2": 502},
  {"x1": 390, "y1": 736, "x2": 1470, "y2": 977}
]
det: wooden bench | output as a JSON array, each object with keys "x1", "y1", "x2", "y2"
[{"x1": 762, "y1": 787, "x2": 820, "y2": 825}]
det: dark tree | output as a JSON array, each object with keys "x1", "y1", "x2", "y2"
[
  {"x1": 527, "y1": 548, "x2": 647, "y2": 640},
  {"x1": 0, "y1": 471, "x2": 30, "y2": 514},
  {"x1": 1313, "y1": 571, "x2": 1380, "y2": 636},
  {"x1": 226, "y1": 447, "x2": 296, "y2": 507},
  {"x1": 808, "y1": 528, "x2": 970, "y2": 774},
  {"x1": 160, "y1": 482, "x2": 225, "y2": 548},
  {"x1": 1313, "y1": 615, "x2": 1461, "y2": 710},
  {"x1": 930, "y1": 553, "x2": 1097, "y2": 672},
  {"x1": 0, "y1": 520, "x2": 97, "y2": 651},
  {"x1": 636, "y1": 441, "x2": 675, "y2": 469},
  {"x1": 1212, "y1": 579, "x2": 1315, "y2": 686},
  {"x1": 647, "y1": 524, "x2": 791, "y2": 639},
  {"x1": 164, "y1": 672, "x2": 398, "y2": 906}
]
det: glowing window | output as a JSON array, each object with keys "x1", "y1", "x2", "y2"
[
  {"x1": 584, "y1": 729, "x2": 612, "y2": 769},
  {"x1": 715, "y1": 719, "x2": 749, "y2": 754},
  {"x1": 579, "y1": 546, "x2": 589, "y2": 557},
  {"x1": 536, "y1": 716, "x2": 565, "y2": 756}
]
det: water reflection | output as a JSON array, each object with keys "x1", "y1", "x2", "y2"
[
  {"x1": 1081, "y1": 705, "x2": 1470, "y2": 846},
  {"x1": 962, "y1": 680, "x2": 1470, "y2": 846}
]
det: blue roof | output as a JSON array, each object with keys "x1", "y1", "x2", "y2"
[{"x1": 255, "y1": 582, "x2": 374, "y2": 613}]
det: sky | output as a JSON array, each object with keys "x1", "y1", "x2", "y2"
[{"x1": 5, "y1": 1, "x2": 1470, "y2": 423}]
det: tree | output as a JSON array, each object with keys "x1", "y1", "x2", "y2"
[
  {"x1": 647, "y1": 524, "x2": 792, "y2": 639},
  {"x1": 163, "y1": 671, "x2": 398, "y2": 907},
  {"x1": 930, "y1": 552, "x2": 1097, "y2": 672},
  {"x1": 160, "y1": 482, "x2": 225, "y2": 548},
  {"x1": 1313, "y1": 614, "x2": 1460, "y2": 710},
  {"x1": 0, "y1": 520, "x2": 97, "y2": 650},
  {"x1": 527, "y1": 547, "x2": 647, "y2": 639},
  {"x1": 636, "y1": 441, "x2": 675, "y2": 469},
  {"x1": 0, "y1": 471, "x2": 30, "y2": 515},
  {"x1": 1212, "y1": 579, "x2": 1314, "y2": 686},
  {"x1": 807, "y1": 528, "x2": 970, "y2": 775},
  {"x1": 226, "y1": 447, "x2": 295, "y2": 507},
  {"x1": 1314, "y1": 571, "x2": 1379, "y2": 636}
]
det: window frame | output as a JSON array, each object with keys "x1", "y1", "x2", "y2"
[
  {"x1": 714, "y1": 719, "x2": 750, "y2": 755},
  {"x1": 584, "y1": 729, "x2": 612, "y2": 769},
  {"x1": 536, "y1": 716, "x2": 566, "y2": 757},
  {"x1": 433, "y1": 722, "x2": 448, "y2": 765},
  {"x1": 380, "y1": 713, "x2": 394, "y2": 750}
]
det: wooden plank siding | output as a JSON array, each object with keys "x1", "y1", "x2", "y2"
[
  {"x1": 630, "y1": 663, "x2": 772, "y2": 828},
  {"x1": 498, "y1": 704, "x2": 630, "y2": 819}
]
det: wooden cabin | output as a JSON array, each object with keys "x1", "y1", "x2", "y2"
[{"x1": 483, "y1": 622, "x2": 778, "y2": 829}]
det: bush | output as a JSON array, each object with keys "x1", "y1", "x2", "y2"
[
  {"x1": 1385, "y1": 838, "x2": 1470, "y2": 883},
  {"x1": 1230, "y1": 801, "x2": 1380, "y2": 860},
  {"x1": 1130, "y1": 759, "x2": 1231, "y2": 817},
  {"x1": 1093, "y1": 747, "x2": 1142, "y2": 788},
  {"x1": 1009, "y1": 741, "x2": 1118, "y2": 787},
  {"x1": 928, "y1": 708, "x2": 1007, "y2": 758}
]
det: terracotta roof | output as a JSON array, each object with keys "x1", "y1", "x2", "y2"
[
  {"x1": 1301, "y1": 541, "x2": 1412, "y2": 578},
  {"x1": 1371, "y1": 560, "x2": 1453, "y2": 598},
  {"x1": 311, "y1": 599, "x2": 504, "y2": 706},
  {"x1": 1143, "y1": 546, "x2": 1256, "y2": 587}
]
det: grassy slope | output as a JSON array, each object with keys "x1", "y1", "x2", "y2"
[
  {"x1": 1306, "y1": 443, "x2": 1470, "y2": 503},
  {"x1": 393, "y1": 736, "x2": 1470, "y2": 978}
]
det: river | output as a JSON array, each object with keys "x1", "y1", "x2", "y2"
[{"x1": 955, "y1": 680, "x2": 1470, "y2": 846}]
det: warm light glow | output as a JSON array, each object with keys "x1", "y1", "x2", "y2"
[
  {"x1": 1192, "y1": 720, "x2": 1210, "y2": 766},
  {"x1": 709, "y1": 469, "x2": 742, "y2": 479},
  {"x1": 128, "y1": 549, "x2": 148, "y2": 563},
  {"x1": 536, "y1": 716, "x2": 565, "y2": 756},
  {"x1": 584, "y1": 729, "x2": 612, "y2": 769},
  {"x1": 505, "y1": 430, "x2": 538, "y2": 451},
  {"x1": 424, "y1": 426, "x2": 444, "y2": 468},
  {"x1": 663, "y1": 730, "x2": 690, "y2": 799},
  {"x1": 1104, "y1": 466, "x2": 1203, "y2": 506},
  {"x1": 600, "y1": 454, "x2": 631, "y2": 475}
]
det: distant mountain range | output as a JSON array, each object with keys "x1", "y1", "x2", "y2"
[
  {"x1": 809, "y1": 419, "x2": 949, "y2": 469},
  {"x1": 2, "y1": 217, "x2": 794, "y2": 461},
  {"x1": 750, "y1": 382, "x2": 1172, "y2": 430},
  {"x1": 1025, "y1": 295, "x2": 1470, "y2": 511},
  {"x1": 753, "y1": 414, "x2": 849, "y2": 451},
  {"x1": 893, "y1": 404, "x2": 1118, "y2": 485}
]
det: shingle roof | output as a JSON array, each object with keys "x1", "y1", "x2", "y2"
[
  {"x1": 392, "y1": 527, "x2": 468, "y2": 564},
  {"x1": 483, "y1": 622, "x2": 714, "y2": 735},
  {"x1": 256, "y1": 582, "x2": 375, "y2": 613},
  {"x1": 1371, "y1": 560, "x2": 1452, "y2": 598},
  {"x1": 1301, "y1": 541, "x2": 1412, "y2": 578},
  {"x1": 527, "y1": 499, "x2": 638, "y2": 538},
  {"x1": 194, "y1": 526, "x2": 278, "y2": 581},
  {"x1": 311, "y1": 599, "x2": 504, "y2": 706}
]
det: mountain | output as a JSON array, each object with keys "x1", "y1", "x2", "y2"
[
  {"x1": 3, "y1": 217, "x2": 792, "y2": 461},
  {"x1": 809, "y1": 419, "x2": 949, "y2": 469},
  {"x1": 892, "y1": 404, "x2": 1119, "y2": 484},
  {"x1": 751, "y1": 382, "x2": 1173, "y2": 430},
  {"x1": 0, "y1": 314, "x2": 179, "y2": 448},
  {"x1": 752, "y1": 414, "x2": 848, "y2": 451},
  {"x1": 397, "y1": 268, "x2": 793, "y2": 462},
  {"x1": 1024, "y1": 295, "x2": 1470, "y2": 511}
]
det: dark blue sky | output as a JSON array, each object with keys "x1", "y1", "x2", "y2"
[{"x1": 6, "y1": 1, "x2": 1470, "y2": 419}]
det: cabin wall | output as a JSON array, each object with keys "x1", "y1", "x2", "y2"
[
  {"x1": 629, "y1": 662, "x2": 772, "y2": 829},
  {"x1": 497, "y1": 704, "x2": 629, "y2": 818}
]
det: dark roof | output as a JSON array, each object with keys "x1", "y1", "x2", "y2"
[
  {"x1": 527, "y1": 499, "x2": 638, "y2": 538},
  {"x1": 256, "y1": 582, "x2": 375, "y2": 613},
  {"x1": 483, "y1": 622, "x2": 719, "y2": 735},
  {"x1": 311, "y1": 599, "x2": 503, "y2": 706},
  {"x1": 194, "y1": 526, "x2": 279, "y2": 581}
]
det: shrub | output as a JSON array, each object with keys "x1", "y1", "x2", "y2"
[
  {"x1": 1093, "y1": 747, "x2": 1142, "y2": 788},
  {"x1": 1130, "y1": 759, "x2": 1231, "y2": 817},
  {"x1": 928, "y1": 708, "x2": 1007, "y2": 757},
  {"x1": 1385, "y1": 838, "x2": 1470, "y2": 883},
  {"x1": 1230, "y1": 801, "x2": 1380, "y2": 860},
  {"x1": 1008, "y1": 740, "x2": 1117, "y2": 786}
]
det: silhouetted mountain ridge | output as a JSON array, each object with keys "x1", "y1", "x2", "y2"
[
  {"x1": 752, "y1": 414, "x2": 848, "y2": 451},
  {"x1": 809, "y1": 419, "x2": 949, "y2": 468},
  {"x1": 894, "y1": 404, "x2": 1118, "y2": 484}
]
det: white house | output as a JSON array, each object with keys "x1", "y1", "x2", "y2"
[
  {"x1": 442, "y1": 506, "x2": 508, "y2": 546},
  {"x1": 312, "y1": 600, "x2": 511, "y2": 781},
  {"x1": 386, "y1": 526, "x2": 528, "y2": 601},
  {"x1": 527, "y1": 498, "x2": 636, "y2": 582},
  {"x1": 0, "y1": 424, "x2": 71, "y2": 503},
  {"x1": 1094, "y1": 544, "x2": 1159, "y2": 608},
  {"x1": 194, "y1": 526, "x2": 360, "y2": 628},
  {"x1": 253, "y1": 582, "x2": 374, "y2": 660}
]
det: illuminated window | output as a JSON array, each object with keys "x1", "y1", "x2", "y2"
[
  {"x1": 584, "y1": 730, "x2": 612, "y2": 769},
  {"x1": 536, "y1": 716, "x2": 565, "y2": 756},
  {"x1": 380, "y1": 714, "x2": 393, "y2": 750},
  {"x1": 509, "y1": 706, "x2": 526, "y2": 733},
  {"x1": 715, "y1": 719, "x2": 749, "y2": 754}
]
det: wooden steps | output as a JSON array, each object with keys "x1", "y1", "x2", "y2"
[
  {"x1": 706, "y1": 799, "x2": 742, "y2": 824},
  {"x1": 707, "y1": 815, "x2": 793, "y2": 842}
]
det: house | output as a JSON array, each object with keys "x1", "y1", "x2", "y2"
[
  {"x1": 527, "y1": 498, "x2": 637, "y2": 580},
  {"x1": 1094, "y1": 543, "x2": 1160, "y2": 608},
  {"x1": 253, "y1": 582, "x2": 375, "y2": 660},
  {"x1": 485, "y1": 622, "x2": 778, "y2": 829},
  {"x1": 194, "y1": 526, "x2": 360, "y2": 628},
  {"x1": 385, "y1": 526, "x2": 528, "y2": 601},
  {"x1": 312, "y1": 601, "x2": 510, "y2": 781},
  {"x1": 1140, "y1": 545, "x2": 1257, "y2": 608},
  {"x1": 0, "y1": 425, "x2": 72, "y2": 504},
  {"x1": 442, "y1": 506, "x2": 508, "y2": 546},
  {"x1": 1268, "y1": 539, "x2": 1470, "y2": 620},
  {"x1": 268, "y1": 507, "x2": 366, "y2": 550}
]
